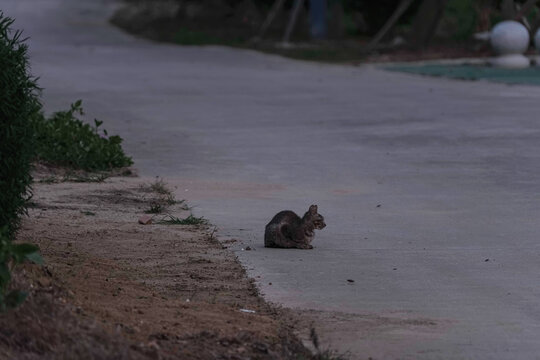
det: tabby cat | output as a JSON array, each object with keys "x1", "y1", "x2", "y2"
[{"x1": 264, "y1": 205, "x2": 326, "y2": 249}]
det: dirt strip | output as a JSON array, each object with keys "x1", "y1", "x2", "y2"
[{"x1": 0, "y1": 166, "x2": 315, "y2": 360}]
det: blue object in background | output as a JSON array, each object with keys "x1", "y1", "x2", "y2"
[{"x1": 310, "y1": 0, "x2": 327, "y2": 39}]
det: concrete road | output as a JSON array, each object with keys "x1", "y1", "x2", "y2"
[{"x1": 4, "y1": 0, "x2": 540, "y2": 358}]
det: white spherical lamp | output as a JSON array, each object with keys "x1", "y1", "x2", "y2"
[
  {"x1": 535, "y1": 28, "x2": 540, "y2": 51},
  {"x1": 533, "y1": 28, "x2": 540, "y2": 66},
  {"x1": 490, "y1": 20, "x2": 530, "y2": 68},
  {"x1": 491, "y1": 20, "x2": 529, "y2": 54}
]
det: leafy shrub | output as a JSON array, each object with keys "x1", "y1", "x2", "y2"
[
  {"x1": 0, "y1": 226, "x2": 43, "y2": 312},
  {"x1": 0, "y1": 12, "x2": 132, "y2": 311},
  {"x1": 0, "y1": 13, "x2": 41, "y2": 237},
  {"x1": 33, "y1": 100, "x2": 133, "y2": 171},
  {"x1": 0, "y1": 11, "x2": 44, "y2": 311}
]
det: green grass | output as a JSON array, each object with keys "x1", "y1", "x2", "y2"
[
  {"x1": 173, "y1": 28, "x2": 243, "y2": 46},
  {"x1": 171, "y1": 27, "x2": 367, "y2": 63},
  {"x1": 147, "y1": 179, "x2": 189, "y2": 206},
  {"x1": 143, "y1": 179, "x2": 190, "y2": 215},
  {"x1": 173, "y1": 28, "x2": 225, "y2": 45},
  {"x1": 144, "y1": 203, "x2": 164, "y2": 214},
  {"x1": 157, "y1": 214, "x2": 208, "y2": 225},
  {"x1": 258, "y1": 45, "x2": 366, "y2": 63},
  {"x1": 33, "y1": 100, "x2": 133, "y2": 171}
]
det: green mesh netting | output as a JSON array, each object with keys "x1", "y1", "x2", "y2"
[{"x1": 384, "y1": 63, "x2": 540, "y2": 85}]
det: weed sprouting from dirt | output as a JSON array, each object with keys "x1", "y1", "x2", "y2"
[
  {"x1": 167, "y1": 194, "x2": 187, "y2": 207},
  {"x1": 307, "y1": 326, "x2": 349, "y2": 360},
  {"x1": 145, "y1": 203, "x2": 164, "y2": 214},
  {"x1": 141, "y1": 178, "x2": 190, "y2": 215},
  {"x1": 148, "y1": 177, "x2": 172, "y2": 195},
  {"x1": 157, "y1": 214, "x2": 208, "y2": 226},
  {"x1": 310, "y1": 326, "x2": 320, "y2": 351}
]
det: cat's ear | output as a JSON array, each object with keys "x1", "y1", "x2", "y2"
[{"x1": 309, "y1": 205, "x2": 318, "y2": 214}]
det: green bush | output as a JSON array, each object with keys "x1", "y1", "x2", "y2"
[
  {"x1": 0, "y1": 13, "x2": 41, "y2": 237},
  {"x1": 0, "y1": 12, "x2": 43, "y2": 311},
  {"x1": 33, "y1": 100, "x2": 134, "y2": 171},
  {"x1": 0, "y1": 12, "x2": 133, "y2": 311}
]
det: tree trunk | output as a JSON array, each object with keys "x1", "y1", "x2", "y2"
[
  {"x1": 367, "y1": 0, "x2": 415, "y2": 49},
  {"x1": 501, "y1": 0, "x2": 516, "y2": 19},
  {"x1": 328, "y1": 0, "x2": 345, "y2": 39},
  {"x1": 408, "y1": 0, "x2": 449, "y2": 49},
  {"x1": 283, "y1": 0, "x2": 305, "y2": 42}
]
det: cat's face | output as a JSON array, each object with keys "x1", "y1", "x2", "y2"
[
  {"x1": 313, "y1": 215, "x2": 326, "y2": 229},
  {"x1": 306, "y1": 205, "x2": 326, "y2": 229}
]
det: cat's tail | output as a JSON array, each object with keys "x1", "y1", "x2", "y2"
[{"x1": 264, "y1": 224, "x2": 277, "y2": 248}]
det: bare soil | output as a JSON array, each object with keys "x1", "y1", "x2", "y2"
[{"x1": 0, "y1": 165, "x2": 312, "y2": 360}]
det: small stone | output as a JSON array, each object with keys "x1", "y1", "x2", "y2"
[
  {"x1": 245, "y1": 246, "x2": 252, "y2": 251},
  {"x1": 37, "y1": 277, "x2": 51, "y2": 287},
  {"x1": 138, "y1": 215, "x2": 153, "y2": 225}
]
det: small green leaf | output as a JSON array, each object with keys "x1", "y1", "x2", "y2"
[
  {"x1": 25, "y1": 251, "x2": 43, "y2": 265},
  {"x1": 10, "y1": 243, "x2": 40, "y2": 264}
]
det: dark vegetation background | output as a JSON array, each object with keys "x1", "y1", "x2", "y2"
[{"x1": 112, "y1": 0, "x2": 539, "y2": 61}]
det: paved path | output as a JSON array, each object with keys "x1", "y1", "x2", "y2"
[{"x1": 4, "y1": 0, "x2": 540, "y2": 358}]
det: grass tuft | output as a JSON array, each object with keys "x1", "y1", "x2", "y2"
[
  {"x1": 157, "y1": 214, "x2": 208, "y2": 226},
  {"x1": 149, "y1": 178, "x2": 172, "y2": 195},
  {"x1": 145, "y1": 203, "x2": 164, "y2": 214}
]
